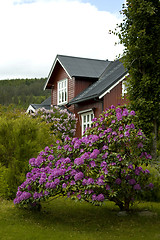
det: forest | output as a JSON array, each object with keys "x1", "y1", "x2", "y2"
[{"x1": 0, "y1": 78, "x2": 50, "y2": 109}]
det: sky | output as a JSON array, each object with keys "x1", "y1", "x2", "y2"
[{"x1": 0, "y1": 0, "x2": 125, "y2": 80}]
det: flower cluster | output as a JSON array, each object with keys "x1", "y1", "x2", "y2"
[
  {"x1": 31, "y1": 106, "x2": 77, "y2": 139},
  {"x1": 15, "y1": 105, "x2": 153, "y2": 211}
]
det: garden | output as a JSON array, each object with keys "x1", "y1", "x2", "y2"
[{"x1": 0, "y1": 104, "x2": 160, "y2": 239}]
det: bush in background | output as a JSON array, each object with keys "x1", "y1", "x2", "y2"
[
  {"x1": 0, "y1": 110, "x2": 55, "y2": 199},
  {"x1": 31, "y1": 106, "x2": 77, "y2": 140}
]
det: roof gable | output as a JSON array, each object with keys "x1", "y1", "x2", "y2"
[
  {"x1": 68, "y1": 60, "x2": 128, "y2": 105},
  {"x1": 44, "y1": 55, "x2": 110, "y2": 90}
]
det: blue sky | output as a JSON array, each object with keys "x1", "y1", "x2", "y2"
[
  {"x1": 0, "y1": 0, "x2": 125, "y2": 80},
  {"x1": 81, "y1": 0, "x2": 124, "y2": 12}
]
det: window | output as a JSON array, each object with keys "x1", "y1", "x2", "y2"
[
  {"x1": 122, "y1": 81, "x2": 128, "y2": 97},
  {"x1": 58, "y1": 79, "x2": 68, "y2": 105},
  {"x1": 81, "y1": 111, "x2": 94, "y2": 135}
]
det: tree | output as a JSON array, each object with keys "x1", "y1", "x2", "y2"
[{"x1": 117, "y1": 0, "x2": 160, "y2": 159}]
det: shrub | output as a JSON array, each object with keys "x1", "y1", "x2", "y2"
[
  {"x1": 0, "y1": 112, "x2": 55, "y2": 199},
  {"x1": 14, "y1": 106, "x2": 153, "y2": 211},
  {"x1": 31, "y1": 106, "x2": 77, "y2": 140}
]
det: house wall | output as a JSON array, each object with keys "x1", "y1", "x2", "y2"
[
  {"x1": 70, "y1": 100, "x2": 102, "y2": 138},
  {"x1": 49, "y1": 62, "x2": 69, "y2": 105},
  {"x1": 103, "y1": 81, "x2": 128, "y2": 109}
]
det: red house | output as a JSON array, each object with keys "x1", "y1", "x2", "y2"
[{"x1": 44, "y1": 54, "x2": 128, "y2": 138}]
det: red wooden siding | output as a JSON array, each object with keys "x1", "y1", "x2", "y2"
[
  {"x1": 49, "y1": 62, "x2": 69, "y2": 105},
  {"x1": 71, "y1": 100, "x2": 102, "y2": 138},
  {"x1": 103, "y1": 82, "x2": 128, "y2": 110}
]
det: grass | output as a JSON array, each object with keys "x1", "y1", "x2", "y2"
[{"x1": 0, "y1": 197, "x2": 160, "y2": 240}]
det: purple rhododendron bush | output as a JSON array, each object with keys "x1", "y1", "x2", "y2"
[
  {"x1": 14, "y1": 105, "x2": 154, "y2": 211},
  {"x1": 31, "y1": 106, "x2": 77, "y2": 139}
]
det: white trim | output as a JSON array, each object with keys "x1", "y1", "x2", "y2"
[
  {"x1": 78, "y1": 109, "x2": 93, "y2": 115},
  {"x1": 26, "y1": 105, "x2": 36, "y2": 113},
  {"x1": 99, "y1": 73, "x2": 129, "y2": 99},
  {"x1": 44, "y1": 56, "x2": 71, "y2": 90},
  {"x1": 57, "y1": 78, "x2": 68, "y2": 105},
  {"x1": 80, "y1": 110, "x2": 94, "y2": 135}
]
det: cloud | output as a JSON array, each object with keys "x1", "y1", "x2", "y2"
[{"x1": 0, "y1": 0, "x2": 124, "y2": 79}]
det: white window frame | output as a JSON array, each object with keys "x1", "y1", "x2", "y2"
[
  {"x1": 57, "y1": 79, "x2": 68, "y2": 105},
  {"x1": 79, "y1": 110, "x2": 94, "y2": 135},
  {"x1": 122, "y1": 80, "x2": 128, "y2": 97}
]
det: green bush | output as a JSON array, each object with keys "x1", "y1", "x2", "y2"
[{"x1": 0, "y1": 111, "x2": 55, "y2": 199}]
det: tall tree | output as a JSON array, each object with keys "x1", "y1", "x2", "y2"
[{"x1": 118, "y1": 0, "x2": 160, "y2": 159}]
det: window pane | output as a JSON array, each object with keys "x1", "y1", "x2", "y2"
[
  {"x1": 84, "y1": 116, "x2": 86, "y2": 123},
  {"x1": 87, "y1": 115, "x2": 89, "y2": 122},
  {"x1": 91, "y1": 114, "x2": 93, "y2": 121}
]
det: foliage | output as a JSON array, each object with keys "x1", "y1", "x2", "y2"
[
  {"x1": 0, "y1": 109, "x2": 55, "y2": 199},
  {"x1": 139, "y1": 164, "x2": 160, "y2": 202},
  {"x1": 117, "y1": 0, "x2": 160, "y2": 158},
  {"x1": 0, "y1": 78, "x2": 50, "y2": 109},
  {"x1": 14, "y1": 106, "x2": 153, "y2": 211},
  {"x1": 31, "y1": 106, "x2": 77, "y2": 139}
]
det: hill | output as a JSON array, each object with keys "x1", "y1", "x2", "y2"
[{"x1": 0, "y1": 78, "x2": 50, "y2": 109}]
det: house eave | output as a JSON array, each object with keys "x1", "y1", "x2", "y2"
[
  {"x1": 44, "y1": 55, "x2": 72, "y2": 90},
  {"x1": 99, "y1": 72, "x2": 129, "y2": 99}
]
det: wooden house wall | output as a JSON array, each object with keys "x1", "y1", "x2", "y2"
[
  {"x1": 71, "y1": 100, "x2": 102, "y2": 138},
  {"x1": 103, "y1": 82, "x2": 128, "y2": 109}
]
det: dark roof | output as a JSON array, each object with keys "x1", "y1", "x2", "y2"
[
  {"x1": 68, "y1": 60, "x2": 127, "y2": 105},
  {"x1": 44, "y1": 55, "x2": 110, "y2": 89},
  {"x1": 29, "y1": 96, "x2": 51, "y2": 111}
]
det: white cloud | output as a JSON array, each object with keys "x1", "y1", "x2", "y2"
[{"x1": 0, "y1": 0, "x2": 124, "y2": 79}]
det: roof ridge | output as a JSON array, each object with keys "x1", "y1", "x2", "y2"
[{"x1": 57, "y1": 54, "x2": 109, "y2": 62}]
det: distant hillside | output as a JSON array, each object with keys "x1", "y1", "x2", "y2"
[{"x1": 0, "y1": 78, "x2": 50, "y2": 109}]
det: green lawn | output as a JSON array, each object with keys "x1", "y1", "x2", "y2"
[{"x1": 0, "y1": 197, "x2": 160, "y2": 240}]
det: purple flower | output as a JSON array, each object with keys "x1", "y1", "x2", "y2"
[
  {"x1": 137, "y1": 129, "x2": 143, "y2": 136},
  {"x1": 92, "y1": 194, "x2": 97, "y2": 201},
  {"x1": 70, "y1": 180, "x2": 76, "y2": 185},
  {"x1": 122, "y1": 108, "x2": 129, "y2": 116},
  {"x1": 138, "y1": 142, "x2": 143, "y2": 148},
  {"x1": 74, "y1": 172, "x2": 84, "y2": 181},
  {"x1": 124, "y1": 130, "x2": 130, "y2": 137},
  {"x1": 74, "y1": 157, "x2": 84, "y2": 166},
  {"x1": 62, "y1": 183, "x2": 67, "y2": 188},
  {"x1": 128, "y1": 164, "x2": 133, "y2": 169},
  {"x1": 102, "y1": 152, "x2": 108, "y2": 159},
  {"x1": 129, "y1": 179, "x2": 136, "y2": 185},
  {"x1": 48, "y1": 155, "x2": 54, "y2": 161},
  {"x1": 130, "y1": 110, "x2": 135, "y2": 116},
  {"x1": 106, "y1": 184, "x2": 110, "y2": 190},
  {"x1": 106, "y1": 128, "x2": 112, "y2": 133},
  {"x1": 90, "y1": 160, "x2": 96, "y2": 167},
  {"x1": 82, "y1": 178, "x2": 87, "y2": 185},
  {"x1": 119, "y1": 126, "x2": 123, "y2": 131},
  {"x1": 134, "y1": 184, "x2": 141, "y2": 190},
  {"x1": 96, "y1": 178, "x2": 105, "y2": 185},
  {"x1": 101, "y1": 161, "x2": 107, "y2": 167},
  {"x1": 115, "y1": 178, "x2": 121, "y2": 185},
  {"x1": 87, "y1": 178, "x2": 94, "y2": 185},
  {"x1": 97, "y1": 194, "x2": 105, "y2": 202},
  {"x1": 77, "y1": 194, "x2": 81, "y2": 200},
  {"x1": 90, "y1": 149, "x2": 100, "y2": 159},
  {"x1": 116, "y1": 113, "x2": 122, "y2": 121},
  {"x1": 148, "y1": 183, "x2": 154, "y2": 189}
]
